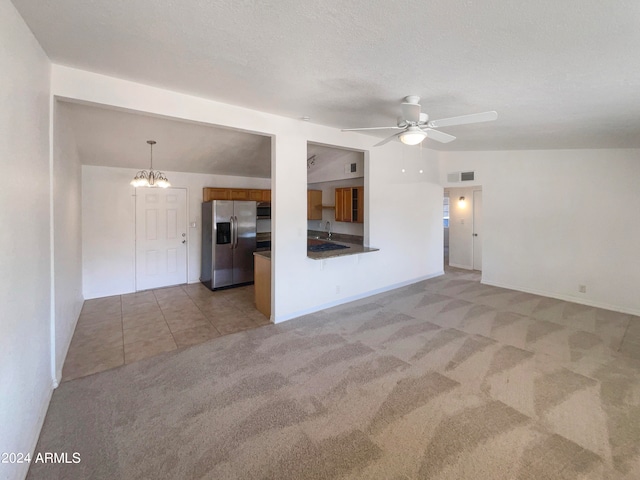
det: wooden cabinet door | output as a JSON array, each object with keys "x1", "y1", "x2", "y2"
[
  {"x1": 248, "y1": 189, "x2": 263, "y2": 201},
  {"x1": 204, "y1": 187, "x2": 272, "y2": 203},
  {"x1": 203, "y1": 188, "x2": 231, "y2": 202},
  {"x1": 334, "y1": 187, "x2": 364, "y2": 222},
  {"x1": 230, "y1": 189, "x2": 249, "y2": 200},
  {"x1": 307, "y1": 190, "x2": 322, "y2": 220},
  {"x1": 355, "y1": 186, "x2": 364, "y2": 223},
  {"x1": 335, "y1": 188, "x2": 350, "y2": 222}
]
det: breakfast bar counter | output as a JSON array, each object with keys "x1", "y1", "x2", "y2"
[{"x1": 306, "y1": 239, "x2": 379, "y2": 260}]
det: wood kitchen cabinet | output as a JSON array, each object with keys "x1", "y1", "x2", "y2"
[
  {"x1": 307, "y1": 190, "x2": 323, "y2": 220},
  {"x1": 248, "y1": 190, "x2": 264, "y2": 201},
  {"x1": 230, "y1": 189, "x2": 249, "y2": 200},
  {"x1": 335, "y1": 187, "x2": 363, "y2": 223},
  {"x1": 203, "y1": 187, "x2": 272, "y2": 203},
  {"x1": 203, "y1": 188, "x2": 231, "y2": 201},
  {"x1": 254, "y1": 253, "x2": 271, "y2": 319},
  {"x1": 253, "y1": 189, "x2": 271, "y2": 202}
]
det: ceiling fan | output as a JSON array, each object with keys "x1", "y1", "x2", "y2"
[{"x1": 341, "y1": 96, "x2": 497, "y2": 147}]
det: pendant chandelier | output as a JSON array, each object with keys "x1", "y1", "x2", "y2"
[{"x1": 130, "y1": 140, "x2": 171, "y2": 188}]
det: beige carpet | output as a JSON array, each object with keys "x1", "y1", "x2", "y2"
[{"x1": 28, "y1": 269, "x2": 640, "y2": 479}]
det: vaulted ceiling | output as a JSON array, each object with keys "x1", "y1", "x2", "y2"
[
  {"x1": 59, "y1": 102, "x2": 272, "y2": 178},
  {"x1": 15, "y1": 0, "x2": 640, "y2": 154}
]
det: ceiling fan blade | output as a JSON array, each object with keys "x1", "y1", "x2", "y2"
[
  {"x1": 428, "y1": 111, "x2": 498, "y2": 128},
  {"x1": 341, "y1": 126, "x2": 402, "y2": 131},
  {"x1": 401, "y1": 102, "x2": 421, "y2": 124},
  {"x1": 373, "y1": 132, "x2": 401, "y2": 147},
  {"x1": 422, "y1": 128, "x2": 456, "y2": 143}
]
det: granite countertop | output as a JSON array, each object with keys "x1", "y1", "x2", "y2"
[
  {"x1": 306, "y1": 239, "x2": 379, "y2": 260},
  {"x1": 252, "y1": 231, "x2": 379, "y2": 260},
  {"x1": 305, "y1": 230, "x2": 377, "y2": 259}
]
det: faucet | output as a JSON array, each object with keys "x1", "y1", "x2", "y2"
[{"x1": 325, "y1": 221, "x2": 332, "y2": 239}]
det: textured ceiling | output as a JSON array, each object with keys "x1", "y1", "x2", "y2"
[{"x1": 14, "y1": 0, "x2": 640, "y2": 150}]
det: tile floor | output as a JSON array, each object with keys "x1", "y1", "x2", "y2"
[{"x1": 62, "y1": 283, "x2": 270, "y2": 382}]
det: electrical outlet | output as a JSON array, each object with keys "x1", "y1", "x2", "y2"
[{"x1": 578, "y1": 285, "x2": 587, "y2": 293}]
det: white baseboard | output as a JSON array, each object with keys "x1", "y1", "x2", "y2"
[
  {"x1": 54, "y1": 298, "x2": 84, "y2": 386},
  {"x1": 17, "y1": 384, "x2": 55, "y2": 480},
  {"x1": 448, "y1": 262, "x2": 473, "y2": 270},
  {"x1": 482, "y1": 278, "x2": 640, "y2": 317},
  {"x1": 273, "y1": 271, "x2": 445, "y2": 324}
]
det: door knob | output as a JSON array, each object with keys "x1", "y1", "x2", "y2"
[
  {"x1": 182, "y1": 240, "x2": 186, "y2": 244},
  {"x1": 473, "y1": 233, "x2": 478, "y2": 237}
]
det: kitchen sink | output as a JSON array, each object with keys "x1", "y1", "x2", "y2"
[{"x1": 307, "y1": 240, "x2": 350, "y2": 252}]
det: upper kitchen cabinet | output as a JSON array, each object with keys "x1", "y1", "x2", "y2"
[
  {"x1": 248, "y1": 190, "x2": 264, "y2": 201},
  {"x1": 307, "y1": 190, "x2": 323, "y2": 220},
  {"x1": 335, "y1": 187, "x2": 363, "y2": 223},
  {"x1": 203, "y1": 188, "x2": 231, "y2": 201},
  {"x1": 230, "y1": 189, "x2": 249, "y2": 200},
  {"x1": 203, "y1": 188, "x2": 271, "y2": 203}
]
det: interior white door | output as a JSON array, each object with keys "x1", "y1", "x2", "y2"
[
  {"x1": 472, "y1": 190, "x2": 483, "y2": 271},
  {"x1": 135, "y1": 188, "x2": 187, "y2": 291}
]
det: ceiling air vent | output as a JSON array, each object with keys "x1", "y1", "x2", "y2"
[{"x1": 447, "y1": 171, "x2": 475, "y2": 182}]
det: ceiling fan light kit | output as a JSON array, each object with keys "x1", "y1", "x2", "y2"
[
  {"x1": 131, "y1": 140, "x2": 171, "y2": 188},
  {"x1": 399, "y1": 126, "x2": 427, "y2": 145},
  {"x1": 342, "y1": 96, "x2": 497, "y2": 147}
]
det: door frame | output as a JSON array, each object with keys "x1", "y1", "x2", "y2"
[
  {"x1": 472, "y1": 188, "x2": 482, "y2": 271},
  {"x1": 134, "y1": 187, "x2": 189, "y2": 291},
  {"x1": 444, "y1": 186, "x2": 483, "y2": 272}
]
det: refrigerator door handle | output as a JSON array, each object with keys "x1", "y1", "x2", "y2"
[
  {"x1": 230, "y1": 216, "x2": 235, "y2": 249},
  {"x1": 234, "y1": 216, "x2": 239, "y2": 248}
]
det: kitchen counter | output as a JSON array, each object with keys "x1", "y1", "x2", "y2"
[
  {"x1": 253, "y1": 237, "x2": 379, "y2": 261},
  {"x1": 306, "y1": 238, "x2": 379, "y2": 260}
]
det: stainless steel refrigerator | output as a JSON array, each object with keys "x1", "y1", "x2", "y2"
[{"x1": 201, "y1": 200, "x2": 256, "y2": 290}]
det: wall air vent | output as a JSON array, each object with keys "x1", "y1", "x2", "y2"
[
  {"x1": 345, "y1": 163, "x2": 357, "y2": 174},
  {"x1": 447, "y1": 171, "x2": 475, "y2": 182}
]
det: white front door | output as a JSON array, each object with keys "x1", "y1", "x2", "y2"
[
  {"x1": 472, "y1": 190, "x2": 483, "y2": 271},
  {"x1": 135, "y1": 188, "x2": 187, "y2": 291}
]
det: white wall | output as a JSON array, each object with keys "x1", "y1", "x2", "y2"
[
  {"x1": 82, "y1": 165, "x2": 270, "y2": 299},
  {"x1": 307, "y1": 177, "x2": 365, "y2": 237},
  {"x1": 53, "y1": 102, "x2": 84, "y2": 382},
  {"x1": 439, "y1": 149, "x2": 640, "y2": 315},
  {"x1": 307, "y1": 149, "x2": 364, "y2": 183},
  {"x1": 53, "y1": 66, "x2": 444, "y2": 322},
  {"x1": 445, "y1": 186, "x2": 480, "y2": 269},
  {"x1": 0, "y1": 1, "x2": 52, "y2": 478}
]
